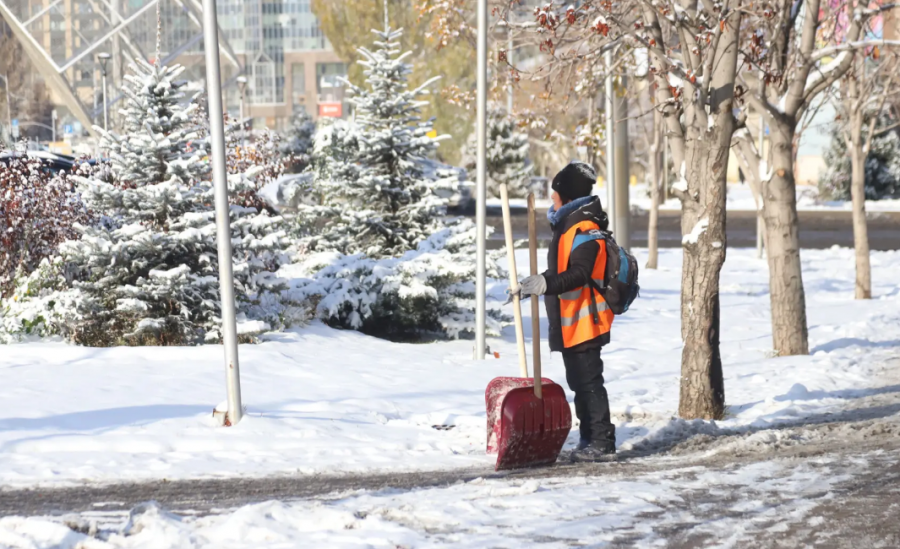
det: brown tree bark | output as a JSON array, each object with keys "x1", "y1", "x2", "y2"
[
  {"x1": 849, "y1": 143, "x2": 872, "y2": 299},
  {"x1": 637, "y1": 0, "x2": 740, "y2": 420},
  {"x1": 762, "y1": 121, "x2": 810, "y2": 356},
  {"x1": 677, "y1": 121, "x2": 730, "y2": 420}
]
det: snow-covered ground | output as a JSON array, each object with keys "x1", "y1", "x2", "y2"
[
  {"x1": 1, "y1": 247, "x2": 898, "y2": 489},
  {"x1": 490, "y1": 183, "x2": 900, "y2": 212},
  {"x1": 0, "y1": 453, "x2": 875, "y2": 548}
]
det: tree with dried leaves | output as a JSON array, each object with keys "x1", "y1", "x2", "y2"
[
  {"x1": 0, "y1": 156, "x2": 94, "y2": 298},
  {"x1": 835, "y1": 52, "x2": 900, "y2": 299},
  {"x1": 732, "y1": 0, "x2": 897, "y2": 355},
  {"x1": 508, "y1": 0, "x2": 742, "y2": 420}
]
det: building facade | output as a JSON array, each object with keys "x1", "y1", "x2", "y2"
[{"x1": 1, "y1": 0, "x2": 347, "y2": 134}]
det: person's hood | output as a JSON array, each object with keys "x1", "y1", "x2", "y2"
[{"x1": 547, "y1": 195, "x2": 608, "y2": 229}]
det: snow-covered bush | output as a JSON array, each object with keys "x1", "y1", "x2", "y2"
[
  {"x1": 225, "y1": 118, "x2": 287, "y2": 211},
  {"x1": 289, "y1": 220, "x2": 506, "y2": 341},
  {"x1": 0, "y1": 156, "x2": 94, "y2": 298},
  {"x1": 819, "y1": 120, "x2": 900, "y2": 201},
  {"x1": 0, "y1": 58, "x2": 305, "y2": 345},
  {"x1": 461, "y1": 108, "x2": 534, "y2": 198}
]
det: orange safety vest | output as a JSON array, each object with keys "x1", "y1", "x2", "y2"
[{"x1": 557, "y1": 220, "x2": 615, "y2": 348}]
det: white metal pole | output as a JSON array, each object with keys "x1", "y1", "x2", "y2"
[
  {"x1": 202, "y1": 0, "x2": 243, "y2": 425},
  {"x1": 605, "y1": 50, "x2": 616, "y2": 232},
  {"x1": 51, "y1": 110, "x2": 56, "y2": 142},
  {"x1": 474, "y1": 0, "x2": 487, "y2": 360},
  {"x1": 507, "y1": 28, "x2": 513, "y2": 114},
  {"x1": 757, "y1": 114, "x2": 766, "y2": 259},
  {"x1": 101, "y1": 71, "x2": 108, "y2": 132}
]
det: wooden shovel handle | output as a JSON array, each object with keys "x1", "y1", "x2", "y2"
[
  {"x1": 527, "y1": 193, "x2": 543, "y2": 399},
  {"x1": 500, "y1": 184, "x2": 529, "y2": 378}
]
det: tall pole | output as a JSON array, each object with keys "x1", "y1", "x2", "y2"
[
  {"x1": 4, "y1": 75, "x2": 11, "y2": 144},
  {"x1": 757, "y1": 113, "x2": 766, "y2": 259},
  {"x1": 604, "y1": 50, "x2": 616, "y2": 233},
  {"x1": 51, "y1": 109, "x2": 57, "y2": 142},
  {"x1": 203, "y1": 0, "x2": 243, "y2": 425},
  {"x1": 474, "y1": 0, "x2": 488, "y2": 360},
  {"x1": 507, "y1": 27, "x2": 513, "y2": 114},
  {"x1": 101, "y1": 71, "x2": 109, "y2": 132},
  {"x1": 98, "y1": 53, "x2": 111, "y2": 133},
  {"x1": 614, "y1": 76, "x2": 630, "y2": 249}
]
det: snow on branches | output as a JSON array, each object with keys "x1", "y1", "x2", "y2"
[
  {"x1": 305, "y1": 20, "x2": 454, "y2": 258},
  {"x1": 0, "y1": 58, "x2": 305, "y2": 346},
  {"x1": 287, "y1": 220, "x2": 506, "y2": 341}
]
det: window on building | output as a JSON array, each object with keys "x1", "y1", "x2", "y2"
[{"x1": 316, "y1": 62, "x2": 346, "y2": 96}]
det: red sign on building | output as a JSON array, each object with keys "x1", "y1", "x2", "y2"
[{"x1": 319, "y1": 102, "x2": 342, "y2": 118}]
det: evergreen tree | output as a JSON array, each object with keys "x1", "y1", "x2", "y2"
[
  {"x1": 1, "y1": 58, "x2": 302, "y2": 345},
  {"x1": 101, "y1": 59, "x2": 208, "y2": 196},
  {"x1": 461, "y1": 108, "x2": 534, "y2": 198},
  {"x1": 820, "y1": 118, "x2": 900, "y2": 201},
  {"x1": 331, "y1": 22, "x2": 453, "y2": 257}
]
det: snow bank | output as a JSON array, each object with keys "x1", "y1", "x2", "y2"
[{"x1": 0, "y1": 248, "x2": 897, "y2": 487}]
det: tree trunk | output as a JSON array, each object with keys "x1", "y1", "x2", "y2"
[
  {"x1": 849, "y1": 134, "x2": 872, "y2": 299},
  {"x1": 762, "y1": 123, "x2": 809, "y2": 356},
  {"x1": 646, "y1": 112, "x2": 661, "y2": 269},
  {"x1": 678, "y1": 125, "x2": 729, "y2": 420}
]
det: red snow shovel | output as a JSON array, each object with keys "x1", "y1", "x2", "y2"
[{"x1": 485, "y1": 188, "x2": 572, "y2": 471}]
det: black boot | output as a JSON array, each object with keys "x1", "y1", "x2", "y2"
[{"x1": 569, "y1": 439, "x2": 617, "y2": 463}]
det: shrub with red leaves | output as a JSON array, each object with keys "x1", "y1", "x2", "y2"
[{"x1": 0, "y1": 157, "x2": 94, "y2": 297}]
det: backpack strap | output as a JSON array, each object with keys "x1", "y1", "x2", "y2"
[{"x1": 570, "y1": 229, "x2": 605, "y2": 252}]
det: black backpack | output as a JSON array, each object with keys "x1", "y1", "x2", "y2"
[{"x1": 584, "y1": 231, "x2": 640, "y2": 315}]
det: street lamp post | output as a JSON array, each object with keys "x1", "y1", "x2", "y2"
[
  {"x1": 236, "y1": 76, "x2": 248, "y2": 148},
  {"x1": 236, "y1": 76, "x2": 247, "y2": 122},
  {"x1": 202, "y1": 0, "x2": 243, "y2": 425},
  {"x1": 474, "y1": 0, "x2": 487, "y2": 360},
  {"x1": 0, "y1": 74, "x2": 12, "y2": 146},
  {"x1": 98, "y1": 53, "x2": 111, "y2": 132}
]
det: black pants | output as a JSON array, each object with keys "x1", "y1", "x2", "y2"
[{"x1": 563, "y1": 348, "x2": 615, "y2": 444}]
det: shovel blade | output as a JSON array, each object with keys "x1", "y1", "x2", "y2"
[
  {"x1": 486, "y1": 376, "x2": 557, "y2": 454},
  {"x1": 495, "y1": 383, "x2": 572, "y2": 470}
]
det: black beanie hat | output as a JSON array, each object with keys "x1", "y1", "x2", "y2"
[{"x1": 551, "y1": 161, "x2": 596, "y2": 201}]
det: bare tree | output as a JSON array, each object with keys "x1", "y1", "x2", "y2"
[
  {"x1": 836, "y1": 52, "x2": 900, "y2": 299},
  {"x1": 502, "y1": 0, "x2": 744, "y2": 420},
  {"x1": 732, "y1": 0, "x2": 896, "y2": 355}
]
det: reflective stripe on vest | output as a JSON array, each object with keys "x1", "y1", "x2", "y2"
[{"x1": 558, "y1": 220, "x2": 615, "y2": 348}]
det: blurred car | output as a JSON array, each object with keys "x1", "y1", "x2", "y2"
[{"x1": 0, "y1": 150, "x2": 99, "y2": 174}]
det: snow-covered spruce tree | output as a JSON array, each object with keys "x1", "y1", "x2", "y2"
[
  {"x1": 461, "y1": 108, "x2": 534, "y2": 198},
  {"x1": 280, "y1": 111, "x2": 317, "y2": 173},
  {"x1": 0, "y1": 58, "x2": 302, "y2": 346},
  {"x1": 100, "y1": 58, "x2": 208, "y2": 196},
  {"x1": 819, "y1": 119, "x2": 900, "y2": 201},
  {"x1": 332, "y1": 21, "x2": 455, "y2": 258},
  {"x1": 289, "y1": 19, "x2": 508, "y2": 341}
]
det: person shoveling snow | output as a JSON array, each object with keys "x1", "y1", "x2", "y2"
[{"x1": 511, "y1": 161, "x2": 639, "y2": 463}]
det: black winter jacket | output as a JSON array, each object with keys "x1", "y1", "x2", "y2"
[{"x1": 544, "y1": 196, "x2": 611, "y2": 353}]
